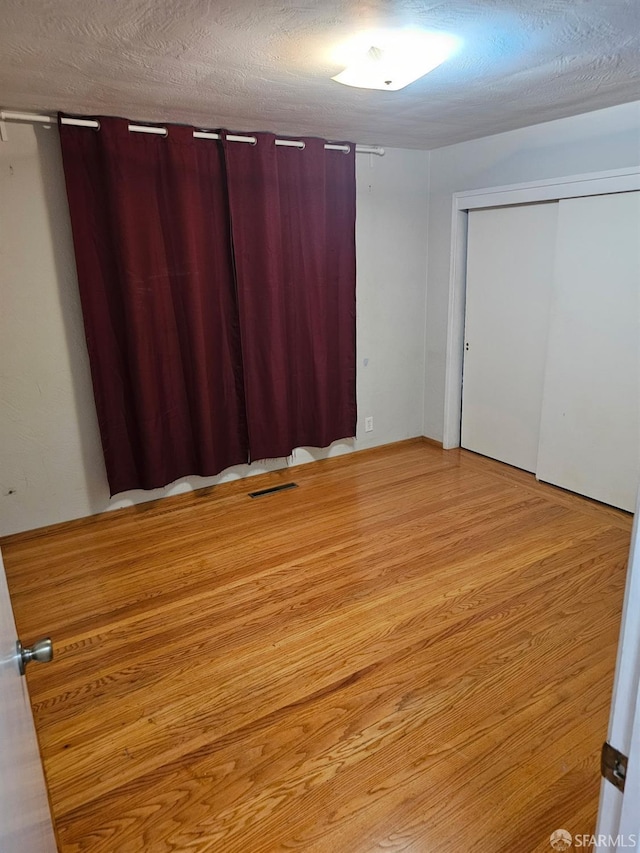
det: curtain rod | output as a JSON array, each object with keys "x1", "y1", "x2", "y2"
[{"x1": 0, "y1": 110, "x2": 385, "y2": 155}]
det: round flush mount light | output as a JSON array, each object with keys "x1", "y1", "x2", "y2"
[{"x1": 332, "y1": 29, "x2": 459, "y2": 91}]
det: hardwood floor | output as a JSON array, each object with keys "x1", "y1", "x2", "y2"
[{"x1": 1, "y1": 440, "x2": 632, "y2": 852}]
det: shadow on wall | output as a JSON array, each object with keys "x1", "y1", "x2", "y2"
[
  {"x1": 35, "y1": 123, "x2": 110, "y2": 515},
  {"x1": 449, "y1": 126, "x2": 640, "y2": 193}
]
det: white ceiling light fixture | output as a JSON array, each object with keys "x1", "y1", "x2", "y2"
[{"x1": 332, "y1": 29, "x2": 458, "y2": 91}]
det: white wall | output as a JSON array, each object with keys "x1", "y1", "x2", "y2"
[
  {"x1": 424, "y1": 100, "x2": 640, "y2": 442},
  {"x1": 0, "y1": 124, "x2": 429, "y2": 536}
]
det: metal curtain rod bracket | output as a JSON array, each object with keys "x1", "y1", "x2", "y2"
[{"x1": 0, "y1": 110, "x2": 385, "y2": 155}]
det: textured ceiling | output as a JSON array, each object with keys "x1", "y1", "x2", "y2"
[{"x1": 1, "y1": 0, "x2": 640, "y2": 149}]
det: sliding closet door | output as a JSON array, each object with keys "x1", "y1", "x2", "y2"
[
  {"x1": 461, "y1": 202, "x2": 558, "y2": 472},
  {"x1": 536, "y1": 192, "x2": 640, "y2": 511}
]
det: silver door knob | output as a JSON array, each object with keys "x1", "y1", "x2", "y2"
[{"x1": 17, "y1": 638, "x2": 53, "y2": 675}]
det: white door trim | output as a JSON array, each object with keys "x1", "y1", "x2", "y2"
[
  {"x1": 442, "y1": 167, "x2": 640, "y2": 449},
  {"x1": 595, "y1": 500, "x2": 640, "y2": 849}
]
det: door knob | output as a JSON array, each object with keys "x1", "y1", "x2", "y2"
[{"x1": 17, "y1": 638, "x2": 53, "y2": 675}]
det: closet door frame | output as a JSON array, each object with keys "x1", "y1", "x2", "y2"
[{"x1": 442, "y1": 166, "x2": 640, "y2": 450}]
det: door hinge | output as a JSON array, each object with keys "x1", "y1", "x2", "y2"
[{"x1": 601, "y1": 741, "x2": 628, "y2": 793}]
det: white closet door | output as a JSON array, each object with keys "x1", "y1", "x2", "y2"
[
  {"x1": 536, "y1": 192, "x2": 640, "y2": 511},
  {"x1": 461, "y1": 202, "x2": 558, "y2": 472}
]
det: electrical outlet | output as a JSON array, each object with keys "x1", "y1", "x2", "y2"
[{"x1": 365, "y1": 417, "x2": 374, "y2": 433}]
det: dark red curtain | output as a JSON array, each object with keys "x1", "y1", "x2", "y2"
[
  {"x1": 60, "y1": 118, "x2": 356, "y2": 494},
  {"x1": 60, "y1": 117, "x2": 248, "y2": 493},
  {"x1": 224, "y1": 133, "x2": 357, "y2": 460}
]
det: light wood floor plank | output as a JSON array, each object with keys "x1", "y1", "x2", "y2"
[{"x1": 1, "y1": 441, "x2": 632, "y2": 852}]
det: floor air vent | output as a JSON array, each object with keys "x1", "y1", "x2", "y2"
[{"x1": 248, "y1": 482, "x2": 298, "y2": 499}]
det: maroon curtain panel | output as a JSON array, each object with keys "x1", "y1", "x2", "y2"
[
  {"x1": 224, "y1": 133, "x2": 357, "y2": 461},
  {"x1": 59, "y1": 116, "x2": 248, "y2": 493}
]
